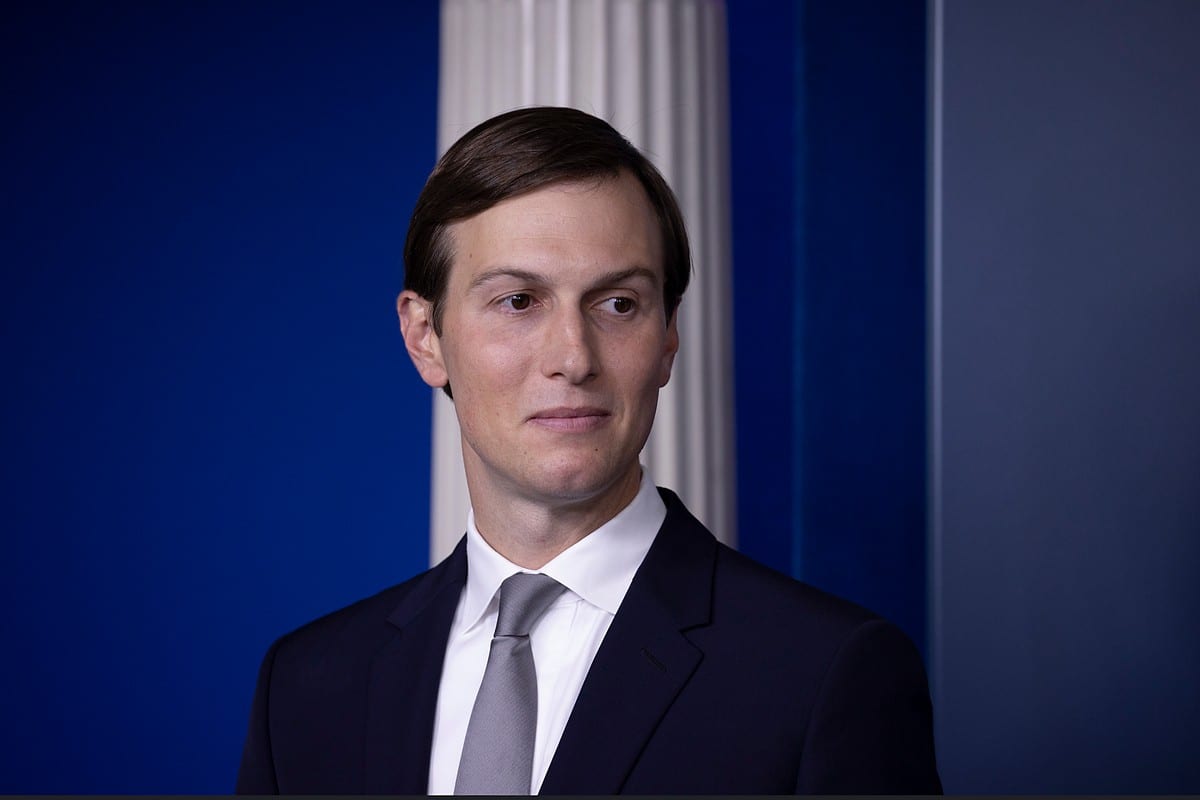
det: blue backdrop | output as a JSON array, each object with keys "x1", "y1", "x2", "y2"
[
  {"x1": 730, "y1": 0, "x2": 928, "y2": 657},
  {"x1": 2, "y1": 0, "x2": 930, "y2": 792},
  {"x1": 3, "y1": 2, "x2": 438, "y2": 791}
]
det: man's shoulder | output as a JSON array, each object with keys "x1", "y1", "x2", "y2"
[
  {"x1": 654, "y1": 487, "x2": 905, "y2": 658},
  {"x1": 713, "y1": 542, "x2": 881, "y2": 630},
  {"x1": 705, "y1": 544, "x2": 904, "y2": 677},
  {"x1": 656, "y1": 486, "x2": 881, "y2": 628},
  {"x1": 269, "y1": 542, "x2": 466, "y2": 666}
]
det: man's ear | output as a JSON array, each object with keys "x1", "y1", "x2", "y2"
[
  {"x1": 659, "y1": 307, "x2": 680, "y2": 388},
  {"x1": 396, "y1": 290, "x2": 449, "y2": 389}
]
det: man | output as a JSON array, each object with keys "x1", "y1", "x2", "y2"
[{"x1": 236, "y1": 107, "x2": 941, "y2": 794}]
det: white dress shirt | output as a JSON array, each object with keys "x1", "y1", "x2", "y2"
[{"x1": 426, "y1": 471, "x2": 665, "y2": 795}]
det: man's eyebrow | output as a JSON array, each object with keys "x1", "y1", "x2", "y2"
[
  {"x1": 467, "y1": 268, "x2": 547, "y2": 291},
  {"x1": 589, "y1": 266, "x2": 660, "y2": 288},
  {"x1": 467, "y1": 266, "x2": 660, "y2": 291}
]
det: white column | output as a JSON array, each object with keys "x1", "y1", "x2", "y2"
[{"x1": 430, "y1": 0, "x2": 736, "y2": 563}]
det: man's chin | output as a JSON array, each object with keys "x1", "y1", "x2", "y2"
[{"x1": 522, "y1": 462, "x2": 639, "y2": 508}]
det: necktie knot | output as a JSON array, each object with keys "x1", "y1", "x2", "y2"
[{"x1": 495, "y1": 572, "x2": 566, "y2": 637}]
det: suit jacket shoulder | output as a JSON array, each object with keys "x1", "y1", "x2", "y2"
[
  {"x1": 549, "y1": 488, "x2": 942, "y2": 794},
  {"x1": 236, "y1": 540, "x2": 467, "y2": 794},
  {"x1": 269, "y1": 546, "x2": 463, "y2": 668},
  {"x1": 705, "y1": 541, "x2": 940, "y2": 793}
]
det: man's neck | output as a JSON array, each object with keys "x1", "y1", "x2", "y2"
[{"x1": 468, "y1": 469, "x2": 643, "y2": 569}]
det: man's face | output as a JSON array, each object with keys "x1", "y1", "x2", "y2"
[{"x1": 403, "y1": 173, "x2": 678, "y2": 511}]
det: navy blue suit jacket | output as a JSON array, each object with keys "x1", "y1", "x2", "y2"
[{"x1": 236, "y1": 488, "x2": 941, "y2": 794}]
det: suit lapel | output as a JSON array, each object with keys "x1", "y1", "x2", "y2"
[
  {"x1": 540, "y1": 490, "x2": 716, "y2": 794},
  {"x1": 363, "y1": 538, "x2": 466, "y2": 794}
]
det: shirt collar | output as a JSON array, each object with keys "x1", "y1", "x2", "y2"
[{"x1": 459, "y1": 470, "x2": 666, "y2": 632}]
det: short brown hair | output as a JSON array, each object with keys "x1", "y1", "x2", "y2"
[{"x1": 403, "y1": 106, "x2": 692, "y2": 335}]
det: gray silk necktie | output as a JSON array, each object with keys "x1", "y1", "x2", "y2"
[{"x1": 454, "y1": 572, "x2": 567, "y2": 795}]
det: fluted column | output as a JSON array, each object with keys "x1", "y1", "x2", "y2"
[{"x1": 430, "y1": 0, "x2": 735, "y2": 562}]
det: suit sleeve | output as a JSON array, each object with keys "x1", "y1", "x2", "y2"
[
  {"x1": 796, "y1": 619, "x2": 943, "y2": 794},
  {"x1": 235, "y1": 638, "x2": 282, "y2": 794}
]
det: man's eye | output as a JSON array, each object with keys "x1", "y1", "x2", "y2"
[
  {"x1": 606, "y1": 297, "x2": 636, "y2": 314},
  {"x1": 503, "y1": 294, "x2": 532, "y2": 310}
]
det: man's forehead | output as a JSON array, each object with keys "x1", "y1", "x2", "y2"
[{"x1": 442, "y1": 173, "x2": 665, "y2": 281}]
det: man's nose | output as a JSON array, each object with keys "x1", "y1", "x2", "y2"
[{"x1": 541, "y1": 308, "x2": 598, "y2": 384}]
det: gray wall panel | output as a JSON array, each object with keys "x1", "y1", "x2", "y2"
[{"x1": 933, "y1": 0, "x2": 1200, "y2": 791}]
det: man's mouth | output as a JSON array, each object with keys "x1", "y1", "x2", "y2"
[{"x1": 528, "y1": 406, "x2": 611, "y2": 432}]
